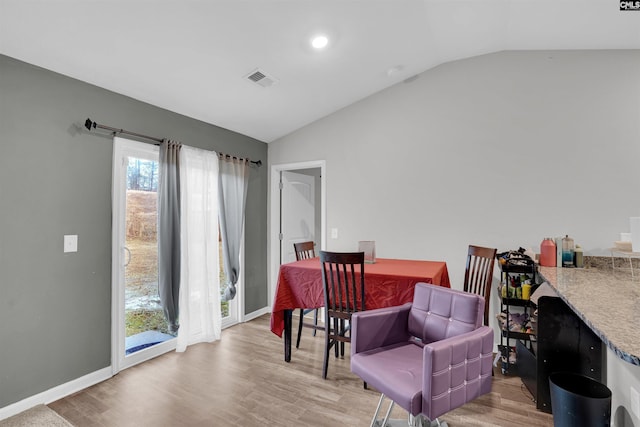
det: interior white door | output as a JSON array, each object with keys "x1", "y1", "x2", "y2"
[{"x1": 281, "y1": 170, "x2": 316, "y2": 264}]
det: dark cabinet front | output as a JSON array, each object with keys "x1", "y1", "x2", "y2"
[{"x1": 519, "y1": 295, "x2": 605, "y2": 413}]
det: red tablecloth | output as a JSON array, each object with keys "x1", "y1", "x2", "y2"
[{"x1": 270, "y1": 257, "x2": 450, "y2": 337}]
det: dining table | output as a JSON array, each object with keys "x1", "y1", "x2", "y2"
[{"x1": 270, "y1": 257, "x2": 451, "y2": 362}]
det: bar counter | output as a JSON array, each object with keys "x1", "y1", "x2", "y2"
[{"x1": 538, "y1": 262, "x2": 640, "y2": 366}]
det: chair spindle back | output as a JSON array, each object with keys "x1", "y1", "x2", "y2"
[{"x1": 463, "y1": 245, "x2": 497, "y2": 326}]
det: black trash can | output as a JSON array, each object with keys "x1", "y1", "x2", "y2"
[{"x1": 549, "y1": 372, "x2": 612, "y2": 427}]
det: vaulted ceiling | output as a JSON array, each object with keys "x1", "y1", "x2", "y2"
[{"x1": 1, "y1": 1, "x2": 639, "y2": 142}]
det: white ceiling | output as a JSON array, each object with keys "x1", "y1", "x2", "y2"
[{"x1": 1, "y1": 1, "x2": 639, "y2": 143}]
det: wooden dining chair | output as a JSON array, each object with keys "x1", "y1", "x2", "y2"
[
  {"x1": 320, "y1": 250, "x2": 365, "y2": 379},
  {"x1": 294, "y1": 241, "x2": 324, "y2": 348},
  {"x1": 463, "y1": 245, "x2": 498, "y2": 326}
]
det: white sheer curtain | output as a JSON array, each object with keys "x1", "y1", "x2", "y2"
[{"x1": 176, "y1": 145, "x2": 221, "y2": 352}]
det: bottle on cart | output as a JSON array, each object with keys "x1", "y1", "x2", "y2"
[
  {"x1": 539, "y1": 238, "x2": 556, "y2": 267},
  {"x1": 574, "y1": 244, "x2": 584, "y2": 268},
  {"x1": 562, "y1": 235, "x2": 575, "y2": 267}
]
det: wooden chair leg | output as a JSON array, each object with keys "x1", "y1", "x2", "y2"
[
  {"x1": 296, "y1": 308, "x2": 304, "y2": 348},
  {"x1": 312, "y1": 309, "x2": 319, "y2": 336},
  {"x1": 323, "y1": 320, "x2": 332, "y2": 379},
  {"x1": 297, "y1": 309, "x2": 323, "y2": 348},
  {"x1": 340, "y1": 319, "x2": 346, "y2": 357}
]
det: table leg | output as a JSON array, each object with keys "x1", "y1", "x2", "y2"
[{"x1": 284, "y1": 309, "x2": 292, "y2": 362}]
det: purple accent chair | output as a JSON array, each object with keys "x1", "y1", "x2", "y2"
[{"x1": 351, "y1": 282, "x2": 494, "y2": 427}]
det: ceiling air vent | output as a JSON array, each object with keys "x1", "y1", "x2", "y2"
[{"x1": 245, "y1": 68, "x2": 278, "y2": 88}]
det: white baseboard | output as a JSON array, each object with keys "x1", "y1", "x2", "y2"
[{"x1": 0, "y1": 366, "x2": 112, "y2": 421}]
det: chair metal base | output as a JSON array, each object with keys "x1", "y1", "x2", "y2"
[
  {"x1": 372, "y1": 421, "x2": 447, "y2": 427},
  {"x1": 370, "y1": 394, "x2": 448, "y2": 427}
]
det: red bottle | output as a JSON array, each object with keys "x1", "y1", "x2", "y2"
[{"x1": 540, "y1": 238, "x2": 556, "y2": 267}]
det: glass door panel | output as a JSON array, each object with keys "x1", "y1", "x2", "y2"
[
  {"x1": 219, "y1": 234, "x2": 240, "y2": 328},
  {"x1": 112, "y1": 137, "x2": 175, "y2": 373},
  {"x1": 124, "y1": 157, "x2": 172, "y2": 354}
]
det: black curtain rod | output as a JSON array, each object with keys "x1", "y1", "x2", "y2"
[{"x1": 84, "y1": 118, "x2": 262, "y2": 167}]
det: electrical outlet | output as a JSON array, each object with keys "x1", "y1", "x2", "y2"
[{"x1": 631, "y1": 386, "x2": 640, "y2": 419}]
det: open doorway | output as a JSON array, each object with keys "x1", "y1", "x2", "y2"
[
  {"x1": 280, "y1": 169, "x2": 320, "y2": 264},
  {"x1": 269, "y1": 161, "x2": 326, "y2": 308}
]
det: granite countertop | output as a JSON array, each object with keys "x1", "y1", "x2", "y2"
[{"x1": 538, "y1": 258, "x2": 640, "y2": 366}]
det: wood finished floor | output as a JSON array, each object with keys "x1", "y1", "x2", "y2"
[{"x1": 49, "y1": 314, "x2": 553, "y2": 426}]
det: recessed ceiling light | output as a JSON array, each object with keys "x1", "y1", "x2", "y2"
[{"x1": 311, "y1": 35, "x2": 329, "y2": 49}]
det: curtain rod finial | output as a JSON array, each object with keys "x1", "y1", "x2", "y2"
[{"x1": 85, "y1": 118, "x2": 96, "y2": 131}]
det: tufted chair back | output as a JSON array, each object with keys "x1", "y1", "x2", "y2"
[{"x1": 408, "y1": 282, "x2": 484, "y2": 345}]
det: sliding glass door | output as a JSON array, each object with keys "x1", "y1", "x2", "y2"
[
  {"x1": 112, "y1": 137, "x2": 239, "y2": 372},
  {"x1": 112, "y1": 137, "x2": 175, "y2": 372}
]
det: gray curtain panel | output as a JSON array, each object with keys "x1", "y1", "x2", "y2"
[
  {"x1": 218, "y1": 155, "x2": 250, "y2": 301},
  {"x1": 158, "y1": 139, "x2": 182, "y2": 333}
]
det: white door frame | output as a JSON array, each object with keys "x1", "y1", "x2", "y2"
[{"x1": 269, "y1": 160, "x2": 326, "y2": 308}]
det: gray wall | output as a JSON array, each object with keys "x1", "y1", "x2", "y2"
[
  {"x1": 270, "y1": 50, "x2": 640, "y2": 284},
  {"x1": 268, "y1": 50, "x2": 640, "y2": 426},
  {"x1": 0, "y1": 54, "x2": 267, "y2": 408}
]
